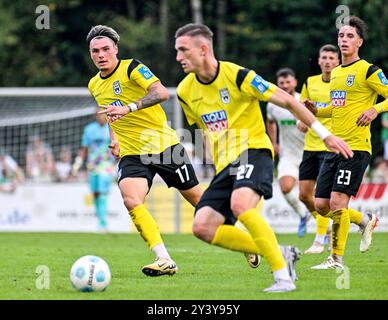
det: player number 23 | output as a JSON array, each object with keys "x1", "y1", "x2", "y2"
[
  {"x1": 337, "y1": 169, "x2": 351, "y2": 186},
  {"x1": 236, "y1": 164, "x2": 254, "y2": 180}
]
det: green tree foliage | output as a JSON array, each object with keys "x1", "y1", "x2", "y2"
[
  {"x1": 0, "y1": 0, "x2": 386, "y2": 157},
  {"x1": 1, "y1": 0, "x2": 386, "y2": 86}
]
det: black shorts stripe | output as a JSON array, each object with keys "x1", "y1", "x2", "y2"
[
  {"x1": 195, "y1": 149, "x2": 274, "y2": 225},
  {"x1": 315, "y1": 151, "x2": 371, "y2": 198},
  {"x1": 117, "y1": 144, "x2": 199, "y2": 191},
  {"x1": 299, "y1": 151, "x2": 329, "y2": 181}
]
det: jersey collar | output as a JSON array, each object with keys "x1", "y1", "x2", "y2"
[
  {"x1": 195, "y1": 61, "x2": 220, "y2": 85},
  {"x1": 100, "y1": 60, "x2": 121, "y2": 79},
  {"x1": 341, "y1": 58, "x2": 362, "y2": 68}
]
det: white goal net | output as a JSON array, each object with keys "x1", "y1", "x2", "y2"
[{"x1": 0, "y1": 87, "x2": 183, "y2": 183}]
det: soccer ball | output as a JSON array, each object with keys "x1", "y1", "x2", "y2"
[{"x1": 70, "y1": 255, "x2": 111, "y2": 292}]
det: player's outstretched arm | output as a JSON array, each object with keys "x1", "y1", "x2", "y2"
[
  {"x1": 322, "y1": 135, "x2": 354, "y2": 159},
  {"x1": 296, "y1": 120, "x2": 309, "y2": 133},
  {"x1": 302, "y1": 99, "x2": 333, "y2": 118},
  {"x1": 268, "y1": 87, "x2": 353, "y2": 159},
  {"x1": 98, "y1": 81, "x2": 169, "y2": 120}
]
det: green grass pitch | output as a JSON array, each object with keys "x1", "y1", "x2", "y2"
[{"x1": 0, "y1": 232, "x2": 387, "y2": 300}]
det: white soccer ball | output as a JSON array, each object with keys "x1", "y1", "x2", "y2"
[{"x1": 70, "y1": 255, "x2": 111, "y2": 292}]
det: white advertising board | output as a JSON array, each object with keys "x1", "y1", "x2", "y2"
[
  {"x1": 0, "y1": 183, "x2": 131, "y2": 232},
  {"x1": 0, "y1": 182, "x2": 386, "y2": 233}
]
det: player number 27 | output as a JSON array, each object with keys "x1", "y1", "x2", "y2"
[
  {"x1": 175, "y1": 165, "x2": 190, "y2": 183},
  {"x1": 337, "y1": 169, "x2": 351, "y2": 185},
  {"x1": 236, "y1": 164, "x2": 254, "y2": 180}
]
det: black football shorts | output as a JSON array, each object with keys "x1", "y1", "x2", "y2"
[
  {"x1": 315, "y1": 151, "x2": 371, "y2": 198},
  {"x1": 195, "y1": 149, "x2": 274, "y2": 225},
  {"x1": 117, "y1": 143, "x2": 199, "y2": 191}
]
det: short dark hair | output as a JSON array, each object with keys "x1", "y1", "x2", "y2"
[
  {"x1": 344, "y1": 16, "x2": 367, "y2": 40},
  {"x1": 86, "y1": 25, "x2": 120, "y2": 46},
  {"x1": 319, "y1": 44, "x2": 340, "y2": 58},
  {"x1": 175, "y1": 23, "x2": 213, "y2": 41},
  {"x1": 276, "y1": 68, "x2": 296, "y2": 79}
]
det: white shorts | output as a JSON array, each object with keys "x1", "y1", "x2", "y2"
[
  {"x1": 384, "y1": 140, "x2": 388, "y2": 161},
  {"x1": 277, "y1": 153, "x2": 302, "y2": 179}
]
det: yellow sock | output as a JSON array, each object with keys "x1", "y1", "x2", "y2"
[
  {"x1": 129, "y1": 204, "x2": 163, "y2": 249},
  {"x1": 348, "y1": 208, "x2": 363, "y2": 225},
  {"x1": 316, "y1": 214, "x2": 330, "y2": 236},
  {"x1": 238, "y1": 208, "x2": 285, "y2": 271},
  {"x1": 256, "y1": 197, "x2": 264, "y2": 212},
  {"x1": 211, "y1": 225, "x2": 261, "y2": 255},
  {"x1": 331, "y1": 208, "x2": 350, "y2": 256}
]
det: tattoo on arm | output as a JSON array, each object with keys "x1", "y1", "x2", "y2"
[{"x1": 135, "y1": 86, "x2": 163, "y2": 110}]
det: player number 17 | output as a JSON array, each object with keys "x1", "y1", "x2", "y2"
[{"x1": 175, "y1": 164, "x2": 190, "y2": 183}]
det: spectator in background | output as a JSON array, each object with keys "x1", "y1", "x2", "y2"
[
  {"x1": 266, "y1": 68, "x2": 310, "y2": 237},
  {"x1": 54, "y1": 145, "x2": 74, "y2": 182},
  {"x1": 0, "y1": 148, "x2": 25, "y2": 193},
  {"x1": 371, "y1": 157, "x2": 388, "y2": 183},
  {"x1": 382, "y1": 112, "x2": 388, "y2": 161},
  {"x1": 26, "y1": 134, "x2": 55, "y2": 182},
  {"x1": 72, "y1": 111, "x2": 116, "y2": 231}
]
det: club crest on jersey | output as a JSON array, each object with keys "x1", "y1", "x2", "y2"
[
  {"x1": 219, "y1": 88, "x2": 231, "y2": 104},
  {"x1": 331, "y1": 90, "x2": 346, "y2": 107},
  {"x1": 201, "y1": 110, "x2": 228, "y2": 132},
  {"x1": 113, "y1": 81, "x2": 121, "y2": 95},
  {"x1": 346, "y1": 75, "x2": 355, "y2": 87},
  {"x1": 377, "y1": 71, "x2": 388, "y2": 85}
]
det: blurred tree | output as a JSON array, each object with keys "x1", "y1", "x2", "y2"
[
  {"x1": 191, "y1": 0, "x2": 203, "y2": 24},
  {"x1": 0, "y1": 0, "x2": 385, "y2": 158},
  {"x1": 0, "y1": 0, "x2": 386, "y2": 90}
]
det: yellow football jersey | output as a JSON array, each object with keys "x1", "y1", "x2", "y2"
[
  {"x1": 300, "y1": 74, "x2": 332, "y2": 151},
  {"x1": 317, "y1": 59, "x2": 388, "y2": 154},
  {"x1": 177, "y1": 61, "x2": 276, "y2": 174},
  {"x1": 88, "y1": 59, "x2": 179, "y2": 157}
]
